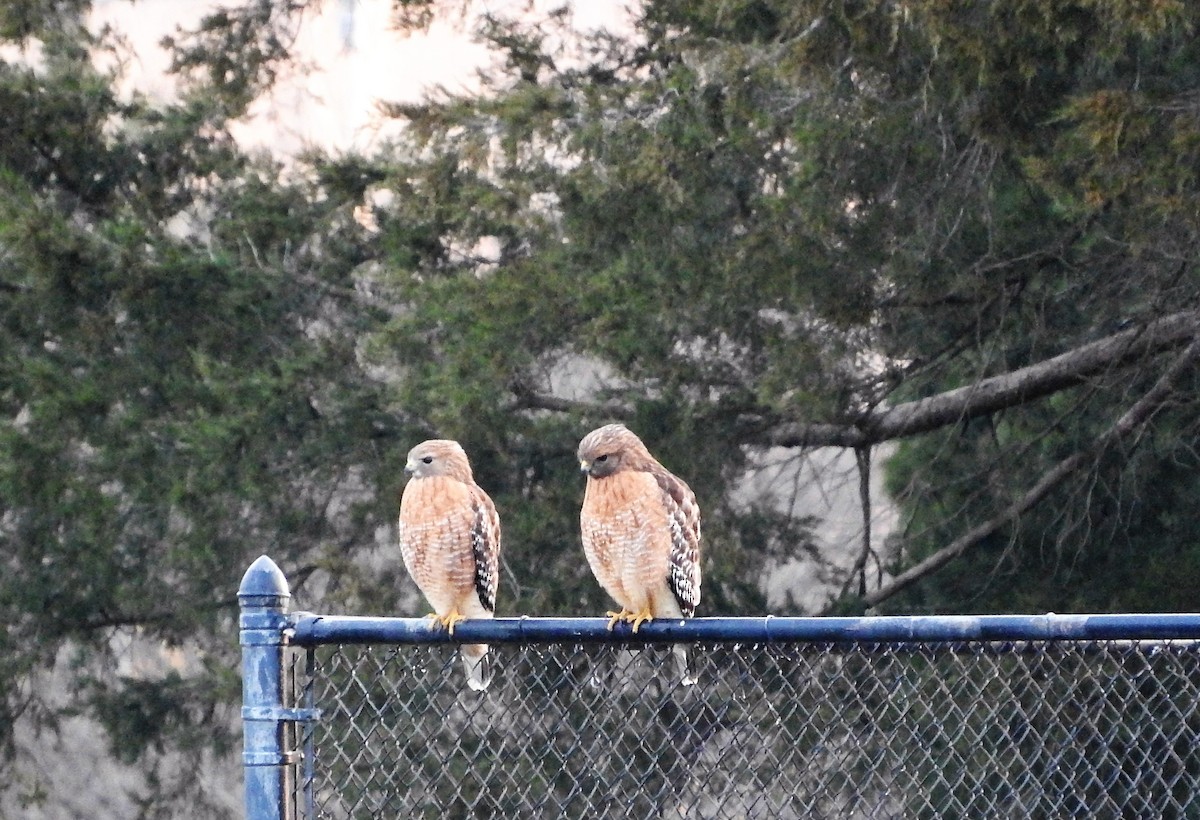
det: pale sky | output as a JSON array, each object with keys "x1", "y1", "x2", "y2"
[
  {"x1": 91, "y1": 0, "x2": 487, "y2": 153},
  {"x1": 90, "y1": 0, "x2": 631, "y2": 156}
]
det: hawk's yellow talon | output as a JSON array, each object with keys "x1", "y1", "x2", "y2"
[
  {"x1": 628, "y1": 607, "x2": 654, "y2": 633},
  {"x1": 606, "y1": 610, "x2": 631, "y2": 631},
  {"x1": 429, "y1": 609, "x2": 466, "y2": 635},
  {"x1": 605, "y1": 608, "x2": 655, "y2": 632}
]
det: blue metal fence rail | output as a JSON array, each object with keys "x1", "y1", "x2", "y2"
[
  {"x1": 238, "y1": 555, "x2": 1200, "y2": 819},
  {"x1": 290, "y1": 610, "x2": 1200, "y2": 644}
]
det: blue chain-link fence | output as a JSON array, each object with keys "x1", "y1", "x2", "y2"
[{"x1": 240, "y1": 556, "x2": 1200, "y2": 819}]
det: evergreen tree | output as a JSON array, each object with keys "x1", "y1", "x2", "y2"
[
  {"x1": 3, "y1": 0, "x2": 1200, "y2": 813},
  {"x1": 0, "y1": 2, "x2": 398, "y2": 811},
  {"x1": 368, "y1": 0, "x2": 1200, "y2": 614}
]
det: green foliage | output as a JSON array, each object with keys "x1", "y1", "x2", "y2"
[
  {"x1": 162, "y1": 0, "x2": 304, "y2": 112},
  {"x1": 361, "y1": 0, "x2": 1200, "y2": 619},
  {"x1": 0, "y1": 5, "x2": 398, "y2": 812}
]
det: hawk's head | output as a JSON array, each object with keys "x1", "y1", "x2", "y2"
[
  {"x1": 578, "y1": 423, "x2": 653, "y2": 479},
  {"x1": 404, "y1": 439, "x2": 474, "y2": 483}
]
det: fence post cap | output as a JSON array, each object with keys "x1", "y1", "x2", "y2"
[{"x1": 238, "y1": 554, "x2": 291, "y2": 602}]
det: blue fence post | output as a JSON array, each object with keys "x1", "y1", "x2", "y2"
[{"x1": 239, "y1": 555, "x2": 293, "y2": 820}]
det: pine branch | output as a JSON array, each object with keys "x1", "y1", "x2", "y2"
[{"x1": 862, "y1": 334, "x2": 1200, "y2": 608}]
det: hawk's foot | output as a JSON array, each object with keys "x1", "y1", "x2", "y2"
[
  {"x1": 430, "y1": 610, "x2": 466, "y2": 635},
  {"x1": 605, "y1": 609, "x2": 632, "y2": 631},
  {"x1": 628, "y1": 606, "x2": 654, "y2": 633},
  {"x1": 606, "y1": 608, "x2": 655, "y2": 633}
]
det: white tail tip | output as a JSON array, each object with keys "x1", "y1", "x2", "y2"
[{"x1": 461, "y1": 645, "x2": 493, "y2": 691}]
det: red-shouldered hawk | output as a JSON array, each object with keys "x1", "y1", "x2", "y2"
[
  {"x1": 397, "y1": 439, "x2": 501, "y2": 691},
  {"x1": 578, "y1": 423, "x2": 701, "y2": 685}
]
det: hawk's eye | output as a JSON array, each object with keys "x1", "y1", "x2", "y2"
[
  {"x1": 596, "y1": 454, "x2": 609, "y2": 462},
  {"x1": 421, "y1": 456, "x2": 433, "y2": 464}
]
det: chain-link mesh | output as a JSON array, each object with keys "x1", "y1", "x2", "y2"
[{"x1": 286, "y1": 639, "x2": 1200, "y2": 818}]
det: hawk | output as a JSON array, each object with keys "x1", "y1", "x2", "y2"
[
  {"x1": 397, "y1": 439, "x2": 501, "y2": 691},
  {"x1": 578, "y1": 423, "x2": 702, "y2": 685}
]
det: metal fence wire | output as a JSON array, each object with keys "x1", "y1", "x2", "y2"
[
  {"x1": 285, "y1": 634, "x2": 1200, "y2": 819},
  {"x1": 238, "y1": 558, "x2": 1200, "y2": 820}
]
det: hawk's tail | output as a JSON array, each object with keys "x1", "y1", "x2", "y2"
[
  {"x1": 460, "y1": 643, "x2": 493, "y2": 691},
  {"x1": 673, "y1": 643, "x2": 697, "y2": 687}
]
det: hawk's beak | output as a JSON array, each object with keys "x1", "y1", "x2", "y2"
[
  {"x1": 579, "y1": 459, "x2": 591, "y2": 475},
  {"x1": 403, "y1": 460, "x2": 417, "y2": 476}
]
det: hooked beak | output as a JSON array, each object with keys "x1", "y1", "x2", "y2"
[
  {"x1": 403, "y1": 460, "x2": 417, "y2": 476},
  {"x1": 579, "y1": 459, "x2": 591, "y2": 475}
]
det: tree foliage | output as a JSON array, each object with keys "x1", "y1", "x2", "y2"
[
  {"x1": 368, "y1": 0, "x2": 1200, "y2": 616},
  {"x1": 0, "y1": 4, "x2": 397, "y2": 811},
  {"x1": 3, "y1": 0, "x2": 1200, "y2": 813}
]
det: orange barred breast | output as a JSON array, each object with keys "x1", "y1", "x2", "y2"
[
  {"x1": 398, "y1": 476, "x2": 478, "y2": 614},
  {"x1": 581, "y1": 470, "x2": 672, "y2": 611}
]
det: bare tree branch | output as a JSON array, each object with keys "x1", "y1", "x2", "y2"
[
  {"x1": 510, "y1": 310, "x2": 1200, "y2": 449},
  {"x1": 844, "y1": 446, "x2": 874, "y2": 598},
  {"x1": 508, "y1": 380, "x2": 630, "y2": 416},
  {"x1": 862, "y1": 334, "x2": 1200, "y2": 608},
  {"x1": 762, "y1": 309, "x2": 1200, "y2": 447}
]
